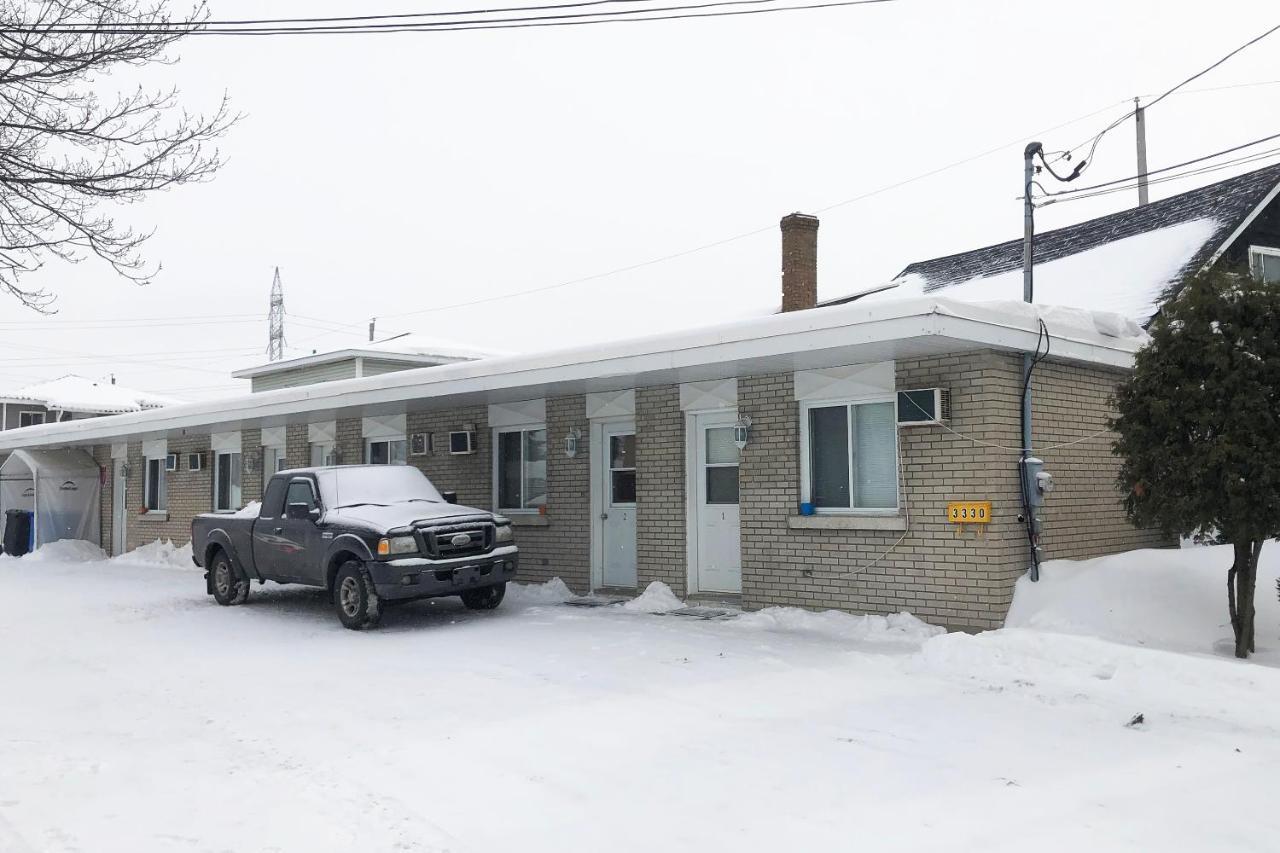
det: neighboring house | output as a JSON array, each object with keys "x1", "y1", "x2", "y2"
[
  {"x1": 830, "y1": 162, "x2": 1280, "y2": 321},
  {"x1": 0, "y1": 210, "x2": 1175, "y2": 632},
  {"x1": 0, "y1": 374, "x2": 177, "y2": 430},
  {"x1": 232, "y1": 333, "x2": 499, "y2": 393}
]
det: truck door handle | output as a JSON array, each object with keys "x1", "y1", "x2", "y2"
[{"x1": 274, "y1": 527, "x2": 283, "y2": 534}]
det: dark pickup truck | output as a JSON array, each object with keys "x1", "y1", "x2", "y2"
[{"x1": 191, "y1": 465, "x2": 518, "y2": 629}]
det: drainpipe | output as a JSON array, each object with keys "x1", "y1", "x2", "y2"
[{"x1": 1022, "y1": 142, "x2": 1041, "y2": 582}]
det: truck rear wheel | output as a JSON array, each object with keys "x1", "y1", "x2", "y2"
[
  {"x1": 210, "y1": 550, "x2": 250, "y2": 606},
  {"x1": 460, "y1": 582, "x2": 506, "y2": 610},
  {"x1": 334, "y1": 561, "x2": 381, "y2": 630}
]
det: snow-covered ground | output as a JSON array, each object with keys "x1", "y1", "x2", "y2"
[{"x1": 2, "y1": 542, "x2": 1279, "y2": 852}]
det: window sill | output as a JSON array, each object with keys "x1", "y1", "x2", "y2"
[
  {"x1": 509, "y1": 515, "x2": 550, "y2": 528},
  {"x1": 139, "y1": 512, "x2": 169, "y2": 522},
  {"x1": 787, "y1": 514, "x2": 906, "y2": 532}
]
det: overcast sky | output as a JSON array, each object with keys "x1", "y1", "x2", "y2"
[{"x1": 4, "y1": 0, "x2": 1279, "y2": 400}]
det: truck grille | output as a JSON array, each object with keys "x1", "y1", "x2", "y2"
[{"x1": 420, "y1": 521, "x2": 494, "y2": 559}]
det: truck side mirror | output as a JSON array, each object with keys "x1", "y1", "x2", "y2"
[
  {"x1": 286, "y1": 502, "x2": 317, "y2": 521},
  {"x1": 442, "y1": 491, "x2": 458, "y2": 504}
]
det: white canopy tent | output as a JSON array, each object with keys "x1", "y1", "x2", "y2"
[{"x1": 0, "y1": 448, "x2": 101, "y2": 549}]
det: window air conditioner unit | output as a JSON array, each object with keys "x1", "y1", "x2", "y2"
[
  {"x1": 449, "y1": 430, "x2": 476, "y2": 455},
  {"x1": 187, "y1": 452, "x2": 204, "y2": 471},
  {"x1": 897, "y1": 388, "x2": 951, "y2": 426},
  {"x1": 165, "y1": 453, "x2": 179, "y2": 471}
]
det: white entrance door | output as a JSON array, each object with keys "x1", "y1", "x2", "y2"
[
  {"x1": 597, "y1": 422, "x2": 637, "y2": 588},
  {"x1": 112, "y1": 458, "x2": 127, "y2": 556},
  {"x1": 691, "y1": 413, "x2": 741, "y2": 594}
]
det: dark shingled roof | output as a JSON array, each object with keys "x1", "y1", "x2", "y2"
[{"x1": 894, "y1": 162, "x2": 1280, "y2": 292}]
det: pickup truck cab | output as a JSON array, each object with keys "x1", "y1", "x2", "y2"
[{"x1": 191, "y1": 465, "x2": 518, "y2": 629}]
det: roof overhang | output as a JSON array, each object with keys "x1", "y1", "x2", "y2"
[
  {"x1": 231, "y1": 349, "x2": 472, "y2": 379},
  {"x1": 0, "y1": 298, "x2": 1144, "y2": 451}
]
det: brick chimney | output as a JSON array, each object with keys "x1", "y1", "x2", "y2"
[{"x1": 780, "y1": 212, "x2": 819, "y2": 312}]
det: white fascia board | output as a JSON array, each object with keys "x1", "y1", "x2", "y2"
[
  {"x1": 231, "y1": 350, "x2": 457, "y2": 379},
  {"x1": 0, "y1": 299, "x2": 1139, "y2": 451},
  {"x1": 1202, "y1": 181, "x2": 1280, "y2": 270}
]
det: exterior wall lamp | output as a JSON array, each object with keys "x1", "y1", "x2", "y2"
[
  {"x1": 733, "y1": 415, "x2": 752, "y2": 450},
  {"x1": 565, "y1": 427, "x2": 582, "y2": 458}
]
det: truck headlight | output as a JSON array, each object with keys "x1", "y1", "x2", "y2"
[
  {"x1": 495, "y1": 523, "x2": 514, "y2": 544},
  {"x1": 377, "y1": 536, "x2": 418, "y2": 556}
]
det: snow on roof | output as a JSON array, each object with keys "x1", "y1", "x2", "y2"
[
  {"x1": 0, "y1": 375, "x2": 181, "y2": 415},
  {"x1": 897, "y1": 162, "x2": 1280, "y2": 296},
  {"x1": 858, "y1": 217, "x2": 1222, "y2": 321},
  {"x1": 0, "y1": 295, "x2": 1150, "y2": 452},
  {"x1": 232, "y1": 333, "x2": 501, "y2": 379}
]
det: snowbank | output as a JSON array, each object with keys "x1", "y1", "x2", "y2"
[
  {"x1": 733, "y1": 606, "x2": 944, "y2": 646},
  {"x1": 113, "y1": 539, "x2": 196, "y2": 571},
  {"x1": 1007, "y1": 544, "x2": 1280, "y2": 661},
  {"x1": 11, "y1": 538, "x2": 107, "y2": 563},
  {"x1": 622, "y1": 581, "x2": 685, "y2": 612},
  {"x1": 506, "y1": 577, "x2": 574, "y2": 606}
]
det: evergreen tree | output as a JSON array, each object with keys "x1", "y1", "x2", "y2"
[{"x1": 1113, "y1": 268, "x2": 1280, "y2": 659}]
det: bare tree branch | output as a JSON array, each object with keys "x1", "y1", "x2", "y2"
[{"x1": 0, "y1": 0, "x2": 235, "y2": 311}]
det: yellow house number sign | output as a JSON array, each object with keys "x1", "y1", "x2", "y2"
[{"x1": 947, "y1": 501, "x2": 991, "y2": 524}]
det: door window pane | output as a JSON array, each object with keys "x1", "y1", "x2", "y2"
[
  {"x1": 611, "y1": 470, "x2": 637, "y2": 504},
  {"x1": 705, "y1": 427, "x2": 739, "y2": 465},
  {"x1": 809, "y1": 406, "x2": 850, "y2": 508},
  {"x1": 262, "y1": 477, "x2": 288, "y2": 518},
  {"x1": 497, "y1": 431, "x2": 522, "y2": 509},
  {"x1": 610, "y1": 434, "x2": 635, "y2": 469},
  {"x1": 523, "y1": 429, "x2": 547, "y2": 507},
  {"x1": 854, "y1": 402, "x2": 897, "y2": 508},
  {"x1": 706, "y1": 466, "x2": 739, "y2": 504}
]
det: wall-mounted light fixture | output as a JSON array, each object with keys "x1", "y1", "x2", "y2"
[
  {"x1": 733, "y1": 415, "x2": 752, "y2": 450},
  {"x1": 565, "y1": 427, "x2": 582, "y2": 458}
]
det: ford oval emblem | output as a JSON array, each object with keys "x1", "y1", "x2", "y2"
[{"x1": 450, "y1": 533, "x2": 472, "y2": 547}]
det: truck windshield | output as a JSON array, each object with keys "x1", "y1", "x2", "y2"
[{"x1": 318, "y1": 466, "x2": 444, "y2": 509}]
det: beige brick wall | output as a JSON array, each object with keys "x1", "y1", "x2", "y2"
[
  {"x1": 740, "y1": 352, "x2": 1025, "y2": 632},
  {"x1": 635, "y1": 385, "x2": 686, "y2": 593},
  {"x1": 1028, "y1": 357, "x2": 1173, "y2": 560},
  {"x1": 125, "y1": 435, "x2": 213, "y2": 551}
]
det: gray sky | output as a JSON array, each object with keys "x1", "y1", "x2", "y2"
[{"x1": 4, "y1": 0, "x2": 1279, "y2": 400}]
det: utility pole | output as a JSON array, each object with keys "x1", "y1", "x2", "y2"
[
  {"x1": 368, "y1": 317, "x2": 376, "y2": 342},
  {"x1": 1134, "y1": 97, "x2": 1150, "y2": 206},
  {"x1": 268, "y1": 267, "x2": 286, "y2": 362},
  {"x1": 1022, "y1": 142, "x2": 1041, "y2": 582}
]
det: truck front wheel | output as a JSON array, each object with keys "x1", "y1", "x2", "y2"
[
  {"x1": 334, "y1": 561, "x2": 381, "y2": 630},
  {"x1": 460, "y1": 582, "x2": 506, "y2": 611},
  {"x1": 210, "y1": 551, "x2": 250, "y2": 606}
]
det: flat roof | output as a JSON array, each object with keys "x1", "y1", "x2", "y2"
[{"x1": 0, "y1": 297, "x2": 1146, "y2": 451}]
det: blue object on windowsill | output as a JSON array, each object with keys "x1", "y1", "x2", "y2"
[{"x1": 799, "y1": 502, "x2": 815, "y2": 516}]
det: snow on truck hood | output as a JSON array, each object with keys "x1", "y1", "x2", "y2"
[{"x1": 328, "y1": 501, "x2": 491, "y2": 530}]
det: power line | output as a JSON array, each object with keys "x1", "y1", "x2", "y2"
[
  {"x1": 1049, "y1": 23, "x2": 1280, "y2": 174},
  {"x1": 203, "y1": 0, "x2": 664, "y2": 25},
  {"x1": 9, "y1": 0, "x2": 896, "y2": 35},
  {"x1": 1038, "y1": 147, "x2": 1280, "y2": 207},
  {"x1": 1038, "y1": 130, "x2": 1280, "y2": 200}
]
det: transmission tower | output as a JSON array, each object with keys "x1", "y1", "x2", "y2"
[{"x1": 267, "y1": 267, "x2": 286, "y2": 361}]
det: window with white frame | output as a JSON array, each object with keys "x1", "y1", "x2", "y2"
[
  {"x1": 213, "y1": 451, "x2": 243, "y2": 511},
  {"x1": 800, "y1": 398, "x2": 899, "y2": 512},
  {"x1": 18, "y1": 411, "x2": 44, "y2": 428},
  {"x1": 366, "y1": 438, "x2": 407, "y2": 465},
  {"x1": 495, "y1": 426, "x2": 547, "y2": 511},
  {"x1": 310, "y1": 442, "x2": 335, "y2": 467},
  {"x1": 144, "y1": 453, "x2": 167, "y2": 512},
  {"x1": 1249, "y1": 245, "x2": 1280, "y2": 283}
]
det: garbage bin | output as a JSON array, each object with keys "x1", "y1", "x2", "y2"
[{"x1": 4, "y1": 509, "x2": 33, "y2": 557}]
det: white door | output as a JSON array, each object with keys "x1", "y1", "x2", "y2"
[
  {"x1": 692, "y1": 413, "x2": 741, "y2": 594},
  {"x1": 112, "y1": 458, "x2": 127, "y2": 556},
  {"x1": 597, "y1": 423, "x2": 637, "y2": 588}
]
